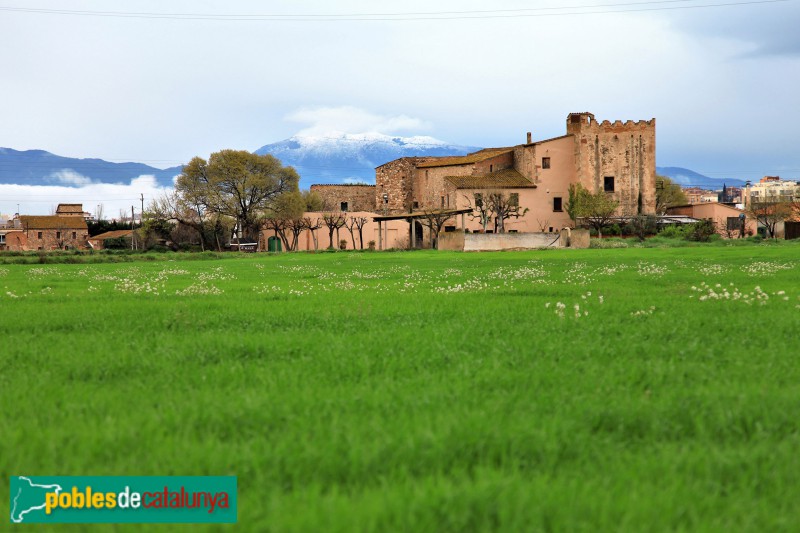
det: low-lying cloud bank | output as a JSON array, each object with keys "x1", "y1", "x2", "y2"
[{"x1": 0, "y1": 175, "x2": 174, "y2": 218}]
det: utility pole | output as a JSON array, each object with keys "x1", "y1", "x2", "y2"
[
  {"x1": 131, "y1": 206, "x2": 136, "y2": 250},
  {"x1": 140, "y1": 193, "x2": 144, "y2": 223}
]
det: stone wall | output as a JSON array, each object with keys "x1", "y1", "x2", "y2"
[
  {"x1": 375, "y1": 158, "x2": 424, "y2": 214},
  {"x1": 438, "y1": 231, "x2": 563, "y2": 251},
  {"x1": 310, "y1": 184, "x2": 377, "y2": 212},
  {"x1": 25, "y1": 228, "x2": 88, "y2": 250}
]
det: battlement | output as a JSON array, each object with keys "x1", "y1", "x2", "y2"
[{"x1": 566, "y1": 112, "x2": 655, "y2": 135}]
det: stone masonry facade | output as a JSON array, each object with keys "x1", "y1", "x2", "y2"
[{"x1": 310, "y1": 184, "x2": 377, "y2": 212}]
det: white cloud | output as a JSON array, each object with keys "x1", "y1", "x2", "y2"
[
  {"x1": 286, "y1": 106, "x2": 432, "y2": 136},
  {"x1": 46, "y1": 170, "x2": 93, "y2": 186},
  {"x1": 0, "y1": 175, "x2": 173, "y2": 218}
]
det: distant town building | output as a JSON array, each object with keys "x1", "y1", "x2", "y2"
[
  {"x1": 0, "y1": 203, "x2": 90, "y2": 251},
  {"x1": 745, "y1": 176, "x2": 799, "y2": 205}
]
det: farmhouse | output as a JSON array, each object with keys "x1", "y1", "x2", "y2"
[
  {"x1": 1, "y1": 204, "x2": 90, "y2": 251},
  {"x1": 262, "y1": 112, "x2": 657, "y2": 250}
]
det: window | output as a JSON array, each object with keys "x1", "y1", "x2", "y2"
[
  {"x1": 604, "y1": 176, "x2": 615, "y2": 192},
  {"x1": 509, "y1": 193, "x2": 519, "y2": 207},
  {"x1": 727, "y1": 217, "x2": 741, "y2": 230},
  {"x1": 0, "y1": 234, "x2": 5, "y2": 244},
  {"x1": 542, "y1": 157, "x2": 551, "y2": 169},
  {"x1": 553, "y1": 197, "x2": 563, "y2": 212},
  {"x1": 441, "y1": 196, "x2": 445, "y2": 208},
  {"x1": 489, "y1": 164, "x2": 493, "y2": 173},
  {"x1": 72, "y1": 231, "x2": 77, "y2": 239},
  {"x1": 413, "y1": 201, "x2": 419, "y2": 209},
  {"x1": 37, "y1": 231, "x2": 42, "y2": 239},
  {"x1": 56, "y1": 231, "x2": 61, "y2": 239},
  {"x1": 474, "y1": 193, "x2": 483, "y2": 208},
  {"x1": 340, "y1": 201, "x2": 348, "y2": 212}
]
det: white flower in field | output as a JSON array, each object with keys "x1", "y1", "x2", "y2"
[
  {"x1": 599, "y1": 295, "x2": 604, "y2": 304},
  {"x1": 545, "y1": 302, "x2": 551, "y2": 308}
]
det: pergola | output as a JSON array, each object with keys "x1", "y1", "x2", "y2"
[{"x1": 372, "y1": 208, "x2": 473, "y2": 250}]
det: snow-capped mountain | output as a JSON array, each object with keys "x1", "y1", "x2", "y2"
[{"x1": 255, "y1": 132, "x2": 480, "y2": 186}]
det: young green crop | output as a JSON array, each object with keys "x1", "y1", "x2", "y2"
[{"x1": 1, "y1": 245, "x2": 799, "y2": 531}]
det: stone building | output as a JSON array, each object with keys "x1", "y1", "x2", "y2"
[
  {"x1": 374, "y1": 112, "x2": 657, "y2": 232},
  {"x1": 16, "y1": 215, "x2": 89, "y2": 250},
  {"x1": 310, "y1": 184, "x2": 376, "y2": 212}
]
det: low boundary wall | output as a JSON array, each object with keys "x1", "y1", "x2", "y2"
[{"x1": 438, "y1": 229, "x2": 589, "y2": 251}]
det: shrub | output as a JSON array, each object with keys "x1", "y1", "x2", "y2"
[
  {"x1": 686, "y1": 219, "x2": 716, "y2": 242},
  {"x1": 627, "y1": 215, "x2": 658, "y2": 241},
  {"x1": 658, "y1": 225, "x2": 690, "y2": 239}
]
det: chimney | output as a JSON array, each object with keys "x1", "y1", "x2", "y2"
[{"x1": 526, "y1": 132, "x2": 532, "y2": 144}]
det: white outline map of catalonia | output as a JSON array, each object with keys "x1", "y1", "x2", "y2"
[{"x1": 10, "y1": 476, "x2": 62, "y2": 523}]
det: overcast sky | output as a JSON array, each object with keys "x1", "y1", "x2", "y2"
[{"x1": 1, "y1": 0, "x2": 799, "y2": 215}]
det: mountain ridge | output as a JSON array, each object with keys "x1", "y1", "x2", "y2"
[{"x1": 0, "y1": 140, "x2": 747, "y2": 192}]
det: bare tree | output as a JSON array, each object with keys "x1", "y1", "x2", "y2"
[
  {"x1": 352, "y1": 216, "x2": 369, "y2": 249},
  {"x1": 263, "y1": 217, "x2": 290, "y2": 250},
  {"x1": 465, "y1": 193, "x2": 491, "y2": 232},
  {"x1": 536, "y1": 218, "x2": 551, "y2": 232},
  {"x1": 304, "y1": 217, "x2": 323, "y2": 251},
  {"x1": 746, "y1": 200, "x2": 792, "y2": 238},
  {"x1": 716, "y1": 216, "x2": 744, "y2": 239},
  {"x1": 465, "y1": 190, "x2": 528, "y2": 233},
  {"x1": 322, "y1": 212, "x2": 347, "y2": 249},
  {"x1": 417, "y1": 209, "x2": 454, "y2": 249},
  {"x1": 344, "y1": 215, "x2": 369, "y2": 249}
]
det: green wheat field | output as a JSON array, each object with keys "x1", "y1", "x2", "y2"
[{"x1": 2, "y1": 244, "x2": 800, "y2": 531}]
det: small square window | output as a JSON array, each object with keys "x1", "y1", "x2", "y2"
[
  {"x1": 542, "y1": 157, "x2": 551, "y2": 169},
  {"x1": 340, "y1": 201, "x2": 348, "y2": 212},
  {"x1": 509, "y1": 193, "x2": 519, "y2": 207},
  {"x1": 553, "y1": 197, "x2": 563, "y2": 212},
  {"x1": 604, "y1": 176, "x2": 615, "y2": 192},
  {"x1": 72, "y1": 231, "x2": 77, "y2": 239},
  {"x1": 413, "y1": 201, "x2": 419, "y2": 209}
]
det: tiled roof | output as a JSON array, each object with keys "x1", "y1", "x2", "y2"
[
  {"x1": 445, "y1": 168, "x2": 535, "y2": 189},
  {"x1": 89, "y1": 229, "x2": 133, "y2": 241},
  {"x1": 19, "y1": 215, "x2": 88, "y2": 230},
  {"x1": 56, "y1": 203, "x2": 84, "y2": 214},
  {"x1": 416, "y1": 149, "x2": 513, "y2": 168},
  {"x1": 525, "y1": 134, "x2": 573, "y2": 146}
]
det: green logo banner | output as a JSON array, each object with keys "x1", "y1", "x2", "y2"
[{"x1": 9, "y1": 476, "x2": 237, "y2": 524}]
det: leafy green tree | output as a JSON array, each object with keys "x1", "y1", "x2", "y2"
[
  {"x1": 302, "y1": 190, "x2": 324, "y2": 212},
  {"x1": 655, "y1": 175, "x2": 688, "y2": 214},
  {"x1": 566, "y1": 183, "x2": 619, "y2": 238},
  {"x1": 176, "y1": 150, "x2": 299, "y2": 242},
  {"x1": 264, "y1": 191, "x2": 307, "y2": 251}
]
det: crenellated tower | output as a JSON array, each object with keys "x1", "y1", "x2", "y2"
[{"x1": 567, "y1": 112, "x2": 656, "y2": 215}]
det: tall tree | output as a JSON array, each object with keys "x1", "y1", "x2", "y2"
[
  {"x1": 655, "y1": 175, "x2": 688, "y2": 214},
  {"x1": 175, "y1": 150, "x2": 299, "y2": 242}
]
